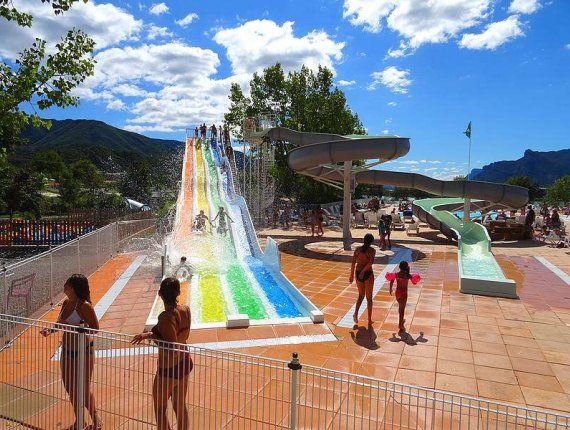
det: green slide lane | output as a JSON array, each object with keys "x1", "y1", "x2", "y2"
[{"x1": 202, "y1": 143, "x2": 267, "y2": 319}]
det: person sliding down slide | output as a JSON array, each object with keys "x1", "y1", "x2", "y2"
[
  {"x1": 212, "y1": 207, "x2": 233, "y2": 236},
  {"x1": 193, "y1": 210, "x2": 211, "y2": 233}
]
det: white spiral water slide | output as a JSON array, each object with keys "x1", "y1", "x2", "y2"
[{"x1": 263, "y1": 127, "x2": 529, "y2": 298}]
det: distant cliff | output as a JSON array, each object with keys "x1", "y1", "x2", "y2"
[{"x1": 471, "y1": 149, "x2": 570, "y2": 186}]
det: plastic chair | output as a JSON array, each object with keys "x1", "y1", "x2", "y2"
[{"x1": 7, "y1": 273, "x2": 35, "y2": 315}]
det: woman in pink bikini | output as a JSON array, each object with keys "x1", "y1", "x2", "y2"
[
  {"x1": 349, "y1": 234, "x2": 376, "y2": 325},
  {"x1": 132, "y1": 277, "x2": 192, "y2": 430},
  {"x1": 390, "y1": 261, "x2": 412, "y2": 331},
  {"x1": 40, "y1": 274, "x2": 102, "y2": 429}
]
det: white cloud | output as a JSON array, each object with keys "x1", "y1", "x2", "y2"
[
  {"x1": 337, "y1": 80, "x2": 356, "y2": 86},
  {"x1": 147, "y1": 24, "x2": 173, "y2": 40},
  {"x1": 508, "y1": 0, "x2": 541, "y2": 15},
  {"x1": 176, "y1": 12, "x2": 199, "y2": 27},
  {"x1": 459, "y1": 16, "x2": 524, "y2": 50},
  {"x1": 385, "y1": 118, "x2": 392, "y2": 124},
  {"x1": 382, "y1": 129, "x2": 389, "y2": 134},
  {"x1": 369, "y1": 66, "x2": 412, "y2": 94},
  {"x1": 0, "y1": 0, "x2": 142, "y2": 59},
  {"x1": 343, "y1": 0, "x2": 492, "y2": 52},
  {"x1": 124, "y1": 124, "x2": 177, "y2": 133},
  {"x1": 106, "y1": 99, "x2": 127, "y2": 110},
  {"x1": 149, "y1": 2, "x2": 168, "y2": 16},
  {"x1": 566, "y1": 43, "x2": 570, "y2": 50},
  {"x1": 343, "y1": 0, "x2": 396, "y2": 33},
  {"x1": 387, "y1": 101, "x2": 397, "y2": 106},
  {"x1": 213, "y1": 20, "x2": 344, "y2": 75},
  {"x1": 399, "y1": 160, "x2": 419, "y2": 165},
  {"x1": 87, "y1": 43, "x2": 220, "y2": 88},
  {"x1": 424, "y1": 167, "x2": 438, "y2": 172},
  {"x1": 112, "y1": 84, "x2": 149, "y2": 97}
]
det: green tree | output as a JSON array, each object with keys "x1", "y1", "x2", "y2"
[
  {"x1": 453, "y1": 175, "x2": 467, "y2": 181},
  {"x1": 58, "y1": 168, "x2": 81, "y2": 210},
  {"x1": 4, "y1": 168, "x2": 45, "y2": 219},
  {"x1": 0, "y1": 148, "x2": 16, "y2": 210},
  {"x1": 119, "y1": 159, "x2": 152, "y2": 203},
  {"x1": 506, "y1": 175, "x2": 541, "y2": 202},
  {"x1": 71, "y1": 158, "x2": 104, "y2": 191},
  {"x1": 545, "y1": 175, "x2": 570, "y2": 205},
  {"x1": 30, "y1": 149, "x2": 67, "y2": 180},
  {"x1": 225, "y1": 64, "x2": 365, "y2": 203},
  {"x1": 0, "y1": 0, "x2": 95, "y2": 151},
  {"x1": 224, "y1": 83, "x2": 251, "y2": 141}
]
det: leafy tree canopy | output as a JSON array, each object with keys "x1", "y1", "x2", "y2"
[
  {"x1": 545, "y1": 175, "x2": 570, "y2": 205},
  {"x1": 505, "y1": 175, "x2": 541, "y2": 202},
  {"x1": 224, "y1": 64, "x2": 365, "y2": 203},
  {"x1": 0, "y1": 0, "x2": 95, "y2": 151}
]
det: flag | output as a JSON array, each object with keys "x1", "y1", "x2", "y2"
[{"x1": 463, "y1": 121, "x2": 472, "y2": 139}]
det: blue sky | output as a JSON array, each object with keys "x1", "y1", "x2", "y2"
[{"x1": 1, "y1": 0, "x2": 569, "y2": 179}]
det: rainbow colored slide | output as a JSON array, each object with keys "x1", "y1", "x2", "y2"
[{"x1": 147, "y1": 138, "x2": 322, "y2": 329}]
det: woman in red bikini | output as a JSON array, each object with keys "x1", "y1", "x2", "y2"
[
  {"x1": 349, "y1": 234, "x2": 376, "y2": 326},
  {"x1": 132, "y1": 277, "x2": 192, "y2": 430},
  {"x1": 390, "y1": 261, "x2": 412, "y2": 331}
]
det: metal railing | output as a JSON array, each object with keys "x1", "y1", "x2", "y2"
[
  {"x1": 0, "y1": 314, "x2": 568, "y2": 429},
  {"x1": 0, "y1": 219, "x2": 155, "y2": 319}
]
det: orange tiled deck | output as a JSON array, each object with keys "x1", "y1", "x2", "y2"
[{"x1": 1, "y1": 224, "x2": 570, "y2": 428}]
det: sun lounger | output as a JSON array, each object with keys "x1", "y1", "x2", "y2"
[
  {"x1": 364, "y1": 211, "x2": 378, "y2": 228},
  {"x1": 391, "y1": 213, "x2": 405, "y2": 230},
  {"x1": 544, "y1": 231, "x2": 561, "y2": 246},
  {"x1": 406, "y1": 222, "x2": 419, "y2": 236},
  {"x1": 352, "y1": 212, "x2": 365, "y2": 228}
]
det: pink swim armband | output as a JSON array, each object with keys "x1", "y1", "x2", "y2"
[
  {"x1": 385, "y1": 272, "x2": 396, "y2": 282},
  {"x1": 411, "y1": 273, "x2": 421, "y2": 284}
]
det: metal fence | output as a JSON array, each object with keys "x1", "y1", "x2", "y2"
[
  {"x1": 0, "y1": 314, "x2": 568, "y2": 430},
  {"x1": 0, "y1": 219, "x2": 155, "y2": 319}
]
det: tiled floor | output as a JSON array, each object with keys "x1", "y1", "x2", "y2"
[{"x1": 2, "y1": 223, "x2": 570, "y2": 429}]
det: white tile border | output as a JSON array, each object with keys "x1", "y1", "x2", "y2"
[
  {"x1": 53, "y1": 333, "x2": 338, "y2": 360},
  {"x1": 94, "y1": 254, "x2": 147, "y2": 319},
  {"x1": 535, "y1": 257, "x2": 570, "y2": 286},
  {"x1": 337, "y1": 247, "x2": 412, "y2": 328}
]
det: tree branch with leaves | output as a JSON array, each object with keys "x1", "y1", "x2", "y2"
[{"x1": 0, "y1": 0, "x2": 95, "y2": 150}]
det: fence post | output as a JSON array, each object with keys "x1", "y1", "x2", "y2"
[
  {"x1": 96, "y1": 228, "x2": 100, "y2": 268},
  {"x1": 288, "y1": 352, "x2": 302, "y2": 430},
  {"x1": 77, "y1": 237, "x2": 81, "y2": 273},
  {"x1": 76, "y1": 320, "x2": 86, "y2": 428},
  {"x1": 49, "y1": 244, "x2": 54, "y2": 306},
  {"x1": 1, "y1": 264, "x2": 7, "y2": 315}
]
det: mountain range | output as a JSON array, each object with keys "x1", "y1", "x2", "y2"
[
  {"x1": 10, "y1": 119, "x2": 568, "y2": 187},
  {"x1": 471, "y1": 149, "x2": 570, "y2": 186},
  {"x1": 11, "y1": 119, "x2": 182, "y2": 167}
]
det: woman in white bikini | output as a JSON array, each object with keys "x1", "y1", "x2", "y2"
[{"x1": 40, "y1": 274, "x2": 102, "y2": 429}]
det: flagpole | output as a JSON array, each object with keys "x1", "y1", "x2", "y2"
[{"x1": 463, "y1": 122, "x2": 472, "y2": 222}]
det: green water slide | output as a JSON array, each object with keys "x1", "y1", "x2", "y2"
[
  {"x1": 260, "y1": 127, "x2": 527, "y2": 298},
  {"x1": 413, "y1": 198, "x2": 517, "y2": 298}
]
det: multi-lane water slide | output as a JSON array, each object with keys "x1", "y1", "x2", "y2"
[
  {"x1": 146, "y1": 137, "x2": 323, "y2": 329},
  {"x1": 264, "y1": 127, "x2": 528, "y2": 298}
]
